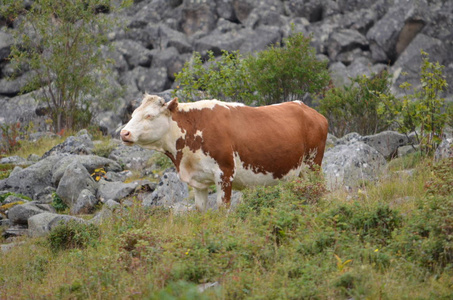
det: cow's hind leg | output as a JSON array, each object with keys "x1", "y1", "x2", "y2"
[{"x1": 194, "y1": 188, "x2": 209, "y2": 211}]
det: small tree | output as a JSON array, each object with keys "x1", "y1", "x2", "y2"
[
  {"x1": 174, "y1": 50, "x2": 255, "y2": 104},
  {"x1": 246, "y1": 33, "x2": 330, "y2": 105},
  {"x1": 318, "y1": 70, "x2": 394, "y2": 137},
  {"x1": 378, "y1": 51, "x2": 448, "y2": 154},
  {"x1": 174, "y1": 32, "x2": 330, "y2": 106},
  {"x1": 4, "y1": 0, "x2": 128, "y2": 133}
]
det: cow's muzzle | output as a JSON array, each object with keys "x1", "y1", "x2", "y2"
[{"x1": 120, "y1": 129, "x2": 134, "y2": 145}]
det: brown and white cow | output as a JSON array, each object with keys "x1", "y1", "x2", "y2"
[{"x1": 121, "y1": 94, "x2": 328, "y2": 211}]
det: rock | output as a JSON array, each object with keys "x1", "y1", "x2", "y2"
[
  {"x1": 0, "y1": 155, "x2": 64, "y2": 199},
  {"x1": 151, "y1": 47, "x2": 188, "y2": 80},
  {"x1": 128, "y1": 65, "x2": 169, "y2": 93},
  {"x1": 27, "y1": 212, "x2": 87, "y2": 237},
  {"x1": 435, "y1": 138, "x2": 453, "y2": 161},
  {"x1": 3, "y1": 224, "x2": 28, "y2": 238},
  {"x1": 51, "y1": 154, "x2": 122, "y2": 186},
  {"x1": 143, "y1": 171, "x2": 189, "y2": 207},
  {"x1": 284, "y1": 0, "x2": 323, "y2": 22},
  {"x1": 322, "y1": 141, "x2": 387, "y2": 190},
  {"x1": 158, "y1": 25, "x2": 193, "y2": 54},
  {"x1": 71, "y1": 189, "x2": 98, "y2": 215},
  {"x1": 34, "y1": 186, "x2": 56, "y2": 204},
  {"x1": 7, "y1": 201, "x2": 55, "y2": 225},
  {"x1": 0, "y1": 93, "x2": 47, "y2": 132},
  {"x1": 398, "y1": 145, "x2": 419, "y2": 157},
  {"x1": 180, "y1": 0, "x2": 217, "y2": 36},
  {"x1": 0, "y1": 155, "x2": 30, "y2": 166},
  {"x1": 42, "y1": 134, "x2": 94, "y2": 158},
  {"x1": 391, "y1": 34, "x2": 448, "y2": 96},
  {"x1": 0, "y1": 30, "x2": 13, "y2": 61},
  {"x1": 56, "y1": 161, "x2": 98, "y2": 208},
  {"x1": 97, "y1": 180, "x2": 138, "y2": 202},
  {"x1": 1, "y1": 242, "x2": 25, "y2": 253},
  {"x1": 112, "y1": 39, "x2": 153, "y2": 69},
  {"x1": 108, "y1": 144, "x2": 155, "y2": 170},
  {"x1": 361, "y1": 131, "x2": 414, "y2": 159},
  {"x1": 366, "y1": 0, "x2": 428, "y2": 63},
  {"x1": 327, "y1": 29, "x2": 368, "y2": 60},
  {"x1": 9, "y1": 166, "x2": 23, "y2": 177}
]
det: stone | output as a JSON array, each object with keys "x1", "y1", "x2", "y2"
[
  {"x1": 27, "y1": 212, "x2": 87, "y2": 237},
  {"x1": 97, "y1": 180, "x2": 138, "y2": 202},
  {"x1": 143, "y1": 171, "x2": 189, "y2": 207},
  {"x1": 56, "y1": 161, "x2": 98, "y2": 208},
  {"x1": 42, "y1": 134, "x2": 94, "y2": 158},
  {"x1": 7, "y1": 201, "x2": 55, "y2": 225},
  {"x1": 71, "y1": 189, "x2": 98, "y2": 215},
  {"x1": 108, "y1": 144, "x2": 155, "y2": 171},
  {"x1": 361, "y1": 131, "x2": 413, "y2": 159},
  {"x1": 51, "y1": 154, "x2": 122, "y2": 186},
  {"x1": 327, "y1": 29, "x2": 368, "y2": 60},
  {"x1": 112, "y1": 39, "x2": 153, "y2": 69},
  {"x1": 0, "y1": 155, "x2": 64, "y2": 199},
  {"x1": 435, "y1": 138, "x2": 453, "y2": 161},
  {"x1": 322, "y1": 141, "x2": 387, "y2": 190}
]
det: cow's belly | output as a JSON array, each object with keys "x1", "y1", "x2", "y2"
[
  {"x1": 232, "y1": 154, "x2": 303, "y2": 189},
  {"x1": 178, "y1": 149, "x2": 219, "y2": 189}
]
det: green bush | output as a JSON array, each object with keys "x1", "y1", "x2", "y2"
[
  {"x1": 318, "y1": 70, "x2": 394, "y2": 137},
  {"x1": 48, "y1": 220, "x2": 100, "y2": 252},
  {"x1": 51, "y1": 192, "x2": 69, "y2": 213},
  {"x1": 174, "y1": 50, "x2": 255, "y2": 103},
  {"x1": 245, "y1": 32, "x2": 330, "y2": 105},
  {"x1": 174, "y1": 32, "x2": 330, "y2": 105},
  {"x1": 378, "y1": 51, "x2": 448, "y2": 154}
]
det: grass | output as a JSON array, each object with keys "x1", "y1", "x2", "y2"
[{"x1": 0, "y1": 140, "x2": 452, "y2": 299}]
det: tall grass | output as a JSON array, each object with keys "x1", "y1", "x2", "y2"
[{"x1": 1, "y1": 154, "x2": 452, "y2": 299}]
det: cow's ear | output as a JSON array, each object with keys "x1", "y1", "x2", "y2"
[{"x1": 167, "y1": 97, "x2": 178, "y2": 112}]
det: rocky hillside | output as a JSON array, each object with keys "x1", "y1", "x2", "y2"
[{"x1": 0, "y1": 0, "x2": 452, "y2": 135}]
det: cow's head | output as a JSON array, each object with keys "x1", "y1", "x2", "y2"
[{"x1": 120, "y1": 94, "x2": 178, "y2": 149}]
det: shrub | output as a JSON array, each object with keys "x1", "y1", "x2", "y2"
[
  {"x1": 51, "y1": 192, "x2": 68, "y2": 212},
  {"x1": 48, "y1": 220, "x2": 100, "y2": 252},
  {"x1": 318, "y1": 70, "x2": 394, "y2": 137},
  {"x1": 174, "y1": 50, "x2": 255, "y2": 103},
  {"x1": 245, "y1": 32, "x2": 330, "y2": 105},
  {"x1": 174, "y1": 32, "x2": 330, "y2": 105},
  {"x1": 378, "y1": 51, "x2": 448, "y2": 154}
]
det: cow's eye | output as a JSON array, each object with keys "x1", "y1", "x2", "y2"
[{"x1": 145, "y1": 114, "x2": 153, "y2": 120}]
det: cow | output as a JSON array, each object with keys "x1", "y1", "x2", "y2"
[{"x1": 120, "y1": 94, "x2": 328, "y2": 211}]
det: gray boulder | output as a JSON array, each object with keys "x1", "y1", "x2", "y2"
[
  {"x1": 0, "y1": 155, "x2": 64, "y2": 199},
  {"x1": 108, "y1": 144, "x2": 155, "y2": 170},
  {"x1": 7, "y1": 201, "x2": 55, "y2": 225},
  {"x1": 361, "y1": 131, "x2": 414, "y2": 159},
  {"x1": 322, "y1": 141, "x2": 387, "y2": 190},
  {"x1": 0, "y1": 155, "x2": 30, "y2": 166},
  {"x1": 0, "y1": 30, "x2": 13, "y2": 61},
  {"x1": 56, "y1": 161, "x2": 98, "y2": 208},
  {"x1": 435, "y1": 138, "x2": 453, "y2": 161},
  {"x1": 27, "y1": 212, "x2": 87, "y2": 237},
  {"x1": 128, "y1": 65, "x2": 169, "y2": 93},
  {"x1": 51, "y1": 154, "x2": 122, "y2": 186},
  {"x1": 112, "y1": 39, "x2": 153, "y2": 69},
  {"x1": 0, "y1": 92, "x2": 47, "y2": 132},
  {"x1": 366, "y1": 0, "x2": 428, "y2": 63},
  {"x1": 143, "y1": 171, "x2": 189, "y2": 207},
  {"x1": 391, "y1": 34, "x2": 448, "y2": 96},
  {"x1": 42, "y1": 134, "x2": 94, "y2": 158},
  {"x1": 71, "y1": 189, "x2": 98, "y2": 215},
  {"x1": 180, "y1": 0, "x2": 217, "y2": 36},
  {"x1": 97, "y1": 180, "x2": 138, "y2": 202},
  {"x1": 327, "y1": 29, "x2": 368, "y2": 60}
]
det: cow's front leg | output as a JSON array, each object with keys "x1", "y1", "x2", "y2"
[
  {"x1": 216, "y1": 178, "x2": 233, "y2": 209},
  {"x1": 194, "y1": 188, "x2": 209, "y2": 211}
]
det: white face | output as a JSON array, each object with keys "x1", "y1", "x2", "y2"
[{"x1": 121, "y1": 95, "x2": 171, "y2": 149}]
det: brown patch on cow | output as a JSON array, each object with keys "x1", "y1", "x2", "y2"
[{"x1": 169, "y1": 101, "x2": 328, "y2": 205}]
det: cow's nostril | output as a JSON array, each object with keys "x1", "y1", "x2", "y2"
[{"x1": 120, "y1": 130, "x2": 131, "y2": 141}]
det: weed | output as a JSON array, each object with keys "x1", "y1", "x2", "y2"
[{"x1": 48, "y1": 220, "x2": 100, "y2": 252}]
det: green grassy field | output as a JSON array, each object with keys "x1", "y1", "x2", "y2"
[{"x1": 0, "y1": 146, "x2": 452, "y2": 299}]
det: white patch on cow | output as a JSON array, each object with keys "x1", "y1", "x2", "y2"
[
  {"x1": 294, "y1": 100, "x2": 304, "y2": 105},
  {"x1": 178, "y1": 100, "x2": 244, "y2": 112},
  {"x1": 231, "y1": 152, "x2": 304, "y2": 189},
  {"x1": 178, "y1": 147, "x2": 223, "y2": 189},
  {"x1": 194, "y1": 130, "x2": 203, "y2": 139}
]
